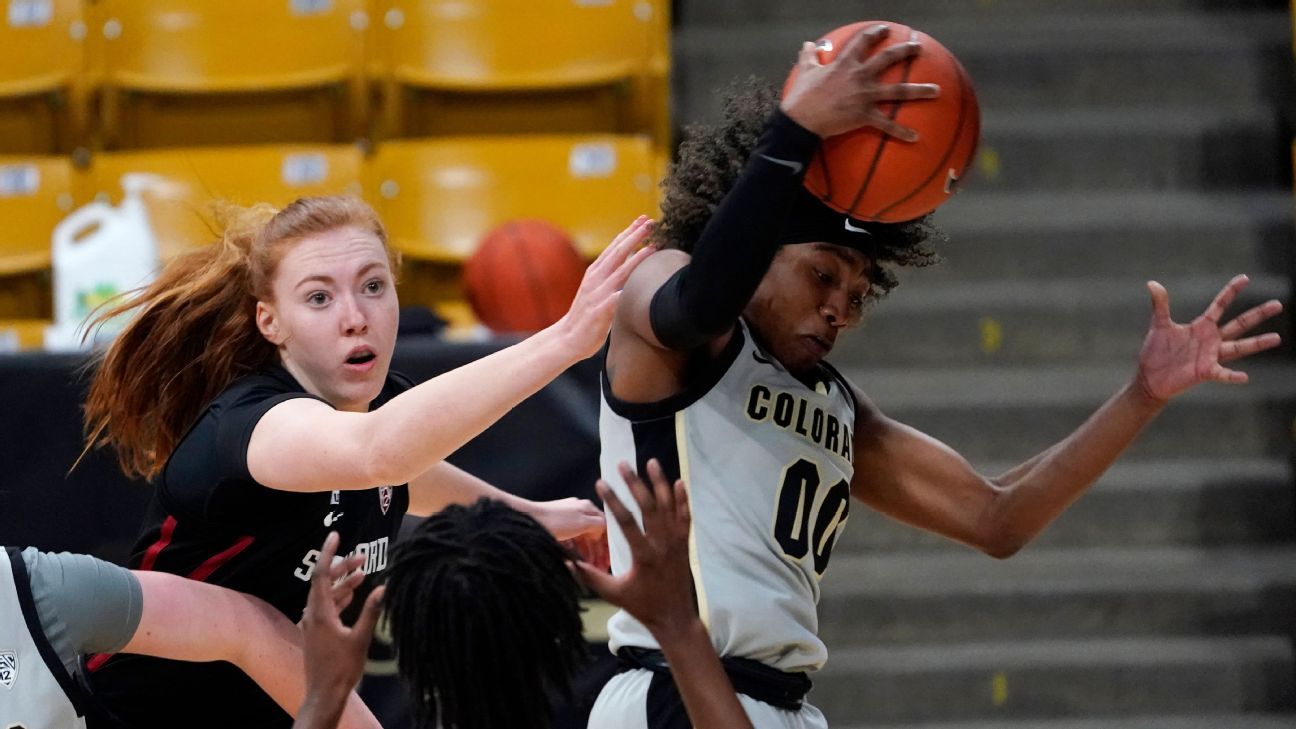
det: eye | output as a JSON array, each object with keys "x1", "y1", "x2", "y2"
[
  {"x1": 849, "y1": 295, "x2": 865, "y2": 310},
  {"x1": 363, "y1": 278, "x2": 385, "y2": 295},
  {"x1": 813, "y1": 268, "x2": 833, "y2": 285},
  {"x1": 307, "y1": 291, "x2": 329, "y2": 306}
]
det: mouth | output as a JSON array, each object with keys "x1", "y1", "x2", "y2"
[
  {"x1": 804, "y1": 334, "x2": 833, "y2": 357},
  {"x1": 344, "y1": 346, "x2": 378, "y2": 370}
]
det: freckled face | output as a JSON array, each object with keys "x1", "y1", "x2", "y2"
[
  {"x1": 743, "y1": 242, "x2": 871, "y2": 376},
  {"x1": 256, "y1": 226, "x2": 399, "y2": 412}
]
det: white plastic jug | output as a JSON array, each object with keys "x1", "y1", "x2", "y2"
[{"x1": 44, "y1": 174, "x2": 162, "y2": 351}]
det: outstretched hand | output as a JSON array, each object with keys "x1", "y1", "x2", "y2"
[
  {"x1": 571, "y1": 460, "x2": 697, "y2": 637},
  {"x1": 552, "y1": 216, "x2": 656, "y2": 361},
  {"x1": 296, "y1": 532, "x2": 385, "y2": 725},
  {"x1": 1136, "y1": 274, "x2": 1283, "y2": 402},
  {"x1": 782, "y1": 24, "x2": 941, "y2": 141}
]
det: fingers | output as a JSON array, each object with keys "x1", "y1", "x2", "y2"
[
  {"x1": 331, "y1": 568, "x2": 366, "y2": 612},
  {"x1": 873, "y1": 82, "x2": 941, "y2": 102},
  {"x1": 352, "y1": 585, "x2": 386, "y2": 648},
  {"x1": 596, "y1": 480, "x2": 649, "y2": 556},
  {"x1": 838, "y1": 23, "x2": 890, "y2": 64},
  {"x1": 858, "y1": 38, "x2": 920, "y2": 78},
  {"x1": 646, "y1": 459, "x2": 674, "y2": 518},
  {"x1": 797, "y1": 40, "x2": 819, "y2": 69},
  {"x1": 309, "y1": 531, "x2": 341, "y2": 605},
  {"x1": 1147, "y1": 281, "x2": 1173, "y2": 327},
  {"x1": 570, "y1": 560, "x2": 621, "y2": 603},
  {"x1": 1210, "y1": 363, "x2": 1249, "y2": 385},
  {"x1": 672, "y1": 479, "x2": 691, "y2": 533},
  {"x1": 617, "y1": 461, "x2": 657, "y2": 519},
  {"x1": 1202, "y1": 274, "x2": 1249, "y2": 324},
  {"x1": 1219, "y1": 332, "x2": 1283, "y2": 362},
  {"x1": 864, "y1": 110, "x2": 919, "y2": 143},
  {"x1": 1220, "y1": 299, "x2": 1284, "y2": 340}
]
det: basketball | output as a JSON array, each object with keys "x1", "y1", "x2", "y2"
[
  {"x1": 463, "y1": 219, "x2": 587, "y2": 333},
  {"x1": 783, "y1": 20, "x2": 980, "y2": 223}
]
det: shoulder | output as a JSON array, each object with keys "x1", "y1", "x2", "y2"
[{"x1": 622, "y1": 248, "x2": 692, "y2": 303}]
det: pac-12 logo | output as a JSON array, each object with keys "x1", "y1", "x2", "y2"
[
  {"x1": 378, "y1": 487, "x2": 392, "y2": 515},
  {"x1": 0, "y1": 651, "x2": 17, "y2": 689}
]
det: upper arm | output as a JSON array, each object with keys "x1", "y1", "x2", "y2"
[
  {"x1": 849, "y1": 385, "x2": 1004, "y2": 552},
  {"x1": 19, "y1": 548, "x2": 142, "y2": 660},
  {"x1": 246, "y1": 398, "x2": 379, "y2": 493},
  {"x1": 613, "y1": 248, "x2": 691, "y2": 350}
]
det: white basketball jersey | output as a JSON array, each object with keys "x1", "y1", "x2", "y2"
[
  {"x1": 600, "y1": 321, "x2": 856, "y2": 672},
  {"x1": 0, "y1": 548, "x2": 90, "y2": 729}
]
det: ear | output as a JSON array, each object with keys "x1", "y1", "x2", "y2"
[{"x1": 256, "y1": 300, "x2": 284, "y2": 345}]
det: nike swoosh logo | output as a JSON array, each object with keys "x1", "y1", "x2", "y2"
[
  {"x1": 323, "y1": 511, "x2": 344, "y2": 527},
  {"x1": 843, "y1": 219, "x2": 872, "y2": 235},
  {"x1": 759, "y1": 154, "x2": 803, "y2": 175}
]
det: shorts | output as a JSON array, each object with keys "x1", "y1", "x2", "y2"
[{"x1": 588, "y1": 668, "x2": 829, "y2": 729}]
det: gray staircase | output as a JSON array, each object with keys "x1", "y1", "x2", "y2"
[{"x1": 674, "y1": 0, "x2": 1295, "y2": 725}]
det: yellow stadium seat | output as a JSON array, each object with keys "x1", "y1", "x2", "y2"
[
  {"x1": 96, "y1": 0, "x2": 368, "y2": 149},
  {"x1": 375, "y1": 0, "x2": 670, "y2": 148},
  {"x1": 80, "y1": 145, "x2": 365, "y2": 258},
  {"x1": 0, "y1": 319, "x2": 51, "y2": 351},
  {"x1": 370, "y1": 134, "x2": 662, "y2": 263},
  {"x1": 0, "y1": 0, "x2": 90, "y2": 153},
  {"x1": 0, "y1": 156, "x2": 73, "y2": 319},
  {"x1": 370, "y1": 134, "x2": 662, "y2": 314}
]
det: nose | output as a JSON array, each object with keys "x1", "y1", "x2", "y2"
[
  {"x1": 820, "y1": 290, "x2": 851, "y2": 328},
  {"x1": 340, "y1": 294, "x2": 369, "y2": 337}
]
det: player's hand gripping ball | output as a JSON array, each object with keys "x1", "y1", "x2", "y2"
[{"x1": 784, "y1": 21, "x2": 980, "y2": 223}]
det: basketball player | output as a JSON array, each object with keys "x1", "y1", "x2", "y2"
[
  {"x1": 292, "y1": 460, "x2": 754, "y2": 729},
  {"x1": 79, "y1": 197, "x2": 653, "y2": 728},
  {"x1": 590, "y1": 27, "x2": 1286, "y2": 729},
  {"x1": 0, "y1": 543, "x2": 378, "y2": 729}
]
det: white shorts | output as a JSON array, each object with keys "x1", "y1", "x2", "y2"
[{"x1": 588, "y1": 668, "x2": 829, "y2": 729}]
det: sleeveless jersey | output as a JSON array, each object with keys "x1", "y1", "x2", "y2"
[
  {"x1": 0, "y1": 548, "x2": 90, "y2": 729},
  {"x1": 600, "y1": 321, "x2": 857, "y2": 672}
]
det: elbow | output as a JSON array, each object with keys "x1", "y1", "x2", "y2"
[{"x1": 980, "y1": 536, "x2": 1025, "y2": 560}]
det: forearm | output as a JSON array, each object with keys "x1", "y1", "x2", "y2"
[
  {"x1": 408, "y1": 461, "x2": 527, "y2": 517},
  {"x1": 650, "y1": 110, "x2": 818, "y2": 349},
  {"x1": 987, "y1": 377, "x2": 1165, "y2": 550},
  {"x1": 655, "y1": 620, "x2": 754, "y2": 729},
  {"x1": 361, "y1": 327, "x2": 578, "y2": 485}
]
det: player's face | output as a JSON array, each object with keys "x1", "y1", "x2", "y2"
[
  {"x1": 257, "y1": 226, "x2": 399, "y2": 412},
  {"x1": 744, "y1": 242, "x2": 871, "y2": 376}
]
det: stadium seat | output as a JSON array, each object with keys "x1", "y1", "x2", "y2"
[
  {"x1": 0, "y1": 156, "x2": 73, "y2": 319},
  {"x1": 95, "y1": 0, "x2": 368, "y2": 149},
  {"x1": 79, "y1": 144, "x2": 365, "y2": 258},
  {"x1": 375, "y1": 0, "x2": 670, "y2": 148},
  {"x1": 370, "y1": 134, "x2": 662, "y2": 314},
  {"x1": 0, "y1": 319, "x2": 51, "y2": 351},
  {"x1": 0, "y1": 0, "x2": 90, "y2": 153}
]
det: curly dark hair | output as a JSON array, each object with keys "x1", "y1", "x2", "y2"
[{"x1": 656, "y1": 77, "x2": 945, "y2": 303}]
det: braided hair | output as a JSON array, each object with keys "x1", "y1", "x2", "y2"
[{"x1": 384, "y1": 499, "x2": 587, "y2": 729}]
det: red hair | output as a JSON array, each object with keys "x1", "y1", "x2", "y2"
[{"x1": 82, "y1": 195, "x2": 397, "y2": 481}]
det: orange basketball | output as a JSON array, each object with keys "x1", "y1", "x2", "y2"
[
  {"x1": 463, "y1": 219, "x2": 587, "y2": 334},
  {"x1": 783, "y1": 21, "x2": 980, "y2": 223}
]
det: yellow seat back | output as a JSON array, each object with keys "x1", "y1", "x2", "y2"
[
  {"x1": 376, "y1": 0, "x2": 669, "y2": 144},
  {"x1": 0, "y1": 1, "x2": 90, "y2": 153},
  {"x1": 99, "y1": 0, "x2": 366, "y2": 92},
  {"x1": 81, "y1": 145, "x2": 365, "y2": 258},
  {"x1": 0, "y1": 155, "x2": 71, "y2": 317},
  {"x1": 371, "y1": 134, "x2": 661, "y2": 263}
]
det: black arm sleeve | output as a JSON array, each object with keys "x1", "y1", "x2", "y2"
[{"x1": 649, "y1": 109, "x2": 820, "y2": 351}]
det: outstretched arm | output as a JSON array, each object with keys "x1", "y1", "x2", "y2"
[
  {"x1": 851, "y1": 276, "x2": 1283, "y2": 557},
  {"x1": 247, "y1": 217, "x2": 654, "y2": 494},
  {"x1": 124, "y1": 564, "x2": 380, "y2": 729},
  {"x1": 574, "y1": 461, "x2": 754, "y2": 729}
]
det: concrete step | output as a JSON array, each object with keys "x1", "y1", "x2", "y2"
[
  {"x1": 673, "y1": 12, "x2": 1291, "y2": 122},
  {"x1": 816, "y1": 546, "x2": 1296, "y2": 646},
  {"x1": 838, "y1": 274, "x2": 1291, "y2": 367},
  {"x1": 840, "y1": 362, "x2": 1296, "y2": 462},
  {"x1": 970, "y1": 106, "x2": 1285, "y2": 192},
  {"x1": 919, "y1": 191, "x2": 1292, "y2": 283},
  {"x1": 812, "y1": 636, "x2": 1296, "y2": 723},
  {"x1": 837, "y1": 458, "x2": 1295, "y2": 551},
  {"x1": 678, "y1": 0, "x2": 1288, "y2": 25},
  {"x1": 850, "y1": 714, "x2": 1296, "y2": 729}
]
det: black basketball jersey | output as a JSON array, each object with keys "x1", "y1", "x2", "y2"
[{"x1": 88, "y1": 364, "x2": 412, "y2": 729}]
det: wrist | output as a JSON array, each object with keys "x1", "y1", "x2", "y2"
[
  {"x1": 1128, "y1": 372, "x2": 1170, "y2": 412},
  {"x1": 645, "y1": 610, "x2": 708, "y2": 647},
  {"x1": 297, "y1": 693, "x2": 346, "y2": 729}
]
